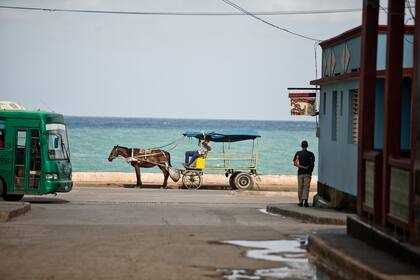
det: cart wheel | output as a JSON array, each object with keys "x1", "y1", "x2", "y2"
[
  {"x1": 182, "y1": 171, "x2": 202, "y2": 190},
  {"x1": 234, "y1": 173, "x2": 254, "y2": 190},
  {"x1": 229, "y1": 172, "x2": 241, "y2": 189}
]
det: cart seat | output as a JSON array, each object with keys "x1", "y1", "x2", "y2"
[{"x1": 187, "y1": 156, "x2": 206, "y2": 170}]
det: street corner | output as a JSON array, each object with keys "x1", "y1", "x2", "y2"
[
  {"x1": 0, "y1": 201, "x2": 31, "y2": 222},
  {"x1": 266, "y1": 203, "x2": 348, "y2": 225}
]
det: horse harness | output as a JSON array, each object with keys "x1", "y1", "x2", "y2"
[{"x1": 126, "y1": 148, "x2": 168, "y2": 168}]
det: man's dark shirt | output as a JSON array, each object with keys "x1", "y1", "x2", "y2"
[{"x1": 293, "y1": 150, "x2": 315, "y2": 175}]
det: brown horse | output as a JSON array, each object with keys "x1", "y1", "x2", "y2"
[{"x1": 108, "y1": 145, "x2": 172, "y2": 188}]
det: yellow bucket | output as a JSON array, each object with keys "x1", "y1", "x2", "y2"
[{"x1": 195, "y1": 157, "x2": 206, "y2": 169}]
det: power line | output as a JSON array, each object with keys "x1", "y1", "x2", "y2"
[
  {"x1": 378, "y1": 2, "x2": 416, "y2": 15},
  {"x1": 219, "y1": 0, "x2": 322, "y2": 42},
  {"x1": 406, "y1": 0, "x2": 416, "y2": 21},
  {"x1": 0, "y1": 5, "x2": 361, "y2": 16}
]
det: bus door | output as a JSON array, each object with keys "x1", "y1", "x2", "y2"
[{"x1": 12, "y1": 122, "x2": 41, "y2": 194}]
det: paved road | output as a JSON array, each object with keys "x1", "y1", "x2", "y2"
[{"x1": 0, "y1": 187, "x2": 339, "y2": 279}]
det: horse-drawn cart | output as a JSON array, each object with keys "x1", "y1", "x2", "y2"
[{"x1": 181, "y1": 130, "x2": 260, "y2": 190}]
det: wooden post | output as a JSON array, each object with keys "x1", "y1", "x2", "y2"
[
  {"x1": 358, "y1": 0, "x2": 379, "y2": 217},
  {"x1": 382, "y1": 0, "x2": 405, "y2": 224},
  {"x1": 410, "y1": 0, "x2": 420, "y2": 242}
]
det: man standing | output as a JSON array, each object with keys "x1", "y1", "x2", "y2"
[{"x1": 293, "y1": 140, "x2": 315, "y2": 207}]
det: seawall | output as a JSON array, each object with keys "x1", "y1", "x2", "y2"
[{"x1": 73, "y1": 172, "x2": 317, "y2": 190}]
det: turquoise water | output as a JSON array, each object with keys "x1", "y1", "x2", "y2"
[{"x1": 66, "y1": 117, "x2": 318, "y2": 175}]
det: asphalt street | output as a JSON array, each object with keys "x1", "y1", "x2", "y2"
[{"x1": 0, "y1": 187, "x2": 340, "y2": 279}]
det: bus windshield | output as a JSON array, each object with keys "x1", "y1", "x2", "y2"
[{"x1": 46, "y1": 124, "x2": 69, "y2": 160}]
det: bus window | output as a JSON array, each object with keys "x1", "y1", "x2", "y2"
[
  {"x1": 0, "y1": 130, "x2": 4, "y2": 149},
  {"x1": 46, "y1": 124, "x2": 69, "y2": 160},
  {"x1": 0, "y1": 120, "x2": 5, "y2": 149},
  {"x1": 15, "y1": 130, "x2": 27, "y2": 191},
  {"x1": 29, "y1": 130, "x2": 41, "y2": 189}
]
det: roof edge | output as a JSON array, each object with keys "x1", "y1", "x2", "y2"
[{"x1": 320, "y1": 25, "x2": 414, "y2": 48}]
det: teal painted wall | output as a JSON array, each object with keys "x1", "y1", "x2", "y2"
[
  {"x1": 374, "y1": 78, "x2": 412, "y2": 150},
  {"x1": 319, "y1": 80, "x2": 359, "y2": 196},
  {"x1": 319, "y1": 30, "x2": 414, "y2": 197},
  {"x1": 346, "y1": 36, "x2": 361, "y2": 72},
  {"x1": 374, "y1": 79, "x2": 384, "y2": 149},
  {"x1": 401, "y1": 77, "x2": 412, "y2": 150},
  {"x1": 322, "y1": 32, "x2": 413, "y2": 77},
  {"x1": 377, "y1": 33, "x2": 414, "y2": 70}
]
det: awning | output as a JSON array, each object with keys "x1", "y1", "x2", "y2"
[{"x1": 182, "y1": 130, "x2": 261, "y2": 142}]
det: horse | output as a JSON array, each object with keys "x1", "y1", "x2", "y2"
[{"x1": 108, "y1": 145, "x2": 172, "y2": 188}]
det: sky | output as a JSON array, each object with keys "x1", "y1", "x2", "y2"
[{"x1": 0, "y1": 0, "x2": 366, "y2": 120}]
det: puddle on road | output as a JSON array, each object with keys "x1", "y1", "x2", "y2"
[
  {"x1": 258, "y1": 208, "x2": 285, "y2": 218},
  {"x1": 218, "y1": 236, "x2": 330, "y2": 280}
]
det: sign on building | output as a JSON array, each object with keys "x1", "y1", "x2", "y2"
[{"x1": 288, "y1": 93, "x2": 317, "y2": 116}]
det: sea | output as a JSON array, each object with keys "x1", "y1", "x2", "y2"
[{"x1": 66, "y1": 117, "x2": 318, "y2": 175}]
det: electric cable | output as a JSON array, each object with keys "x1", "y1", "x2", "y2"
[
  {"x1": 0, "y1": 5, "x2": 362, "y2": 16},
  {"x1": 219, "y1": 0, "x2": 322, "y2": 42}
]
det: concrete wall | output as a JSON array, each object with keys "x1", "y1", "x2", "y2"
[
  {"x1": 73, "y1": 172, "x2": 317, "y2": 187},
  {"x1": 319, "y1": 80, "x2": 359, "y2": 196}
]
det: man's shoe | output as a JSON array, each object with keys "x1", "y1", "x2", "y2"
[
  {"x1": 297, "y1": 202, "x2": 303, "y2": 207},
  {"x1": 304, "y1": 202, "x2": 310, "y2": 207}
]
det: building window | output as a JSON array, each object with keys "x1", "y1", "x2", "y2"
[
  {"x1": 340, "y1": 91, "x2": 344, "y2": 116},
  {"x1": 323, "y1": 92, "x2": 327, "y2": 115},
  {"x1": 331, "y1": 91, "x2": 338, "y2": 141},
  {"x1": 349, "y1": 89, "x2": 359, "y2": 144}
]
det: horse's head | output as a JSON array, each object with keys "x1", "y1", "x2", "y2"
[{"x1": 108, "y1": 145, "x2": 120, "y2": 162}]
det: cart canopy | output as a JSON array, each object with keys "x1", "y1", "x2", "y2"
[{"x1": 183, "y1": 130, "x2": 261, "y2": 142}]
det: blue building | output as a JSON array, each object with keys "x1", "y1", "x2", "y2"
[{"x1": 310, "y1": 25, "x2": 414, "y2": 211}]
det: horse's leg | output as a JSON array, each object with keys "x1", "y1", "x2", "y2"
[
  {"x1": 158, "y1": 165, "x2": 169, "y2": 189},
  {"x1": 134, "y1": 165, "x2": 142, "y2": 187}
]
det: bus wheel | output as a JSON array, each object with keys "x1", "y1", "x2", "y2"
[
  {"x1": 1, "y1": 181, "x2": 24, "y2": 201},
  {"x1": 0, "y1": 179, "x2": 3, "y2": 197},
  {"x1": 234, "y1": 173, "x2": 254, "y2": 190}
]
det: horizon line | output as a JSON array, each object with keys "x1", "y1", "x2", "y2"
[{"x1": 64, "y1": 114, "x2": 317, "y2": 122}]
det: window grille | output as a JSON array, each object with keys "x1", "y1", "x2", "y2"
[{"x1": 351, "y1": 91, "x2": 359, "y2": 144}]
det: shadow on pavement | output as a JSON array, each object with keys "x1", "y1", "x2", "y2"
[{"x1": 122, "y1": 184, "x2": 235, "y2": 190}]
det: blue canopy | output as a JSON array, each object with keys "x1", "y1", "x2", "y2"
[{"x1": 183, "y1": 130, "x2": 261, "y2": 142}]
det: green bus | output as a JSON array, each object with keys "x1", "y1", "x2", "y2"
[{"x1": 0, "y1": 109, "x2": 73, "y2": 201}]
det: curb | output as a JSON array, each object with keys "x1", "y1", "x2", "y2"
[
  {"x1": 0, "y1": 202, "x2": 31, "y2": 222},
  {"x1": 308, "y1": 234, "x2": 390, "y2": 280},
  {"x1": 266, "y1": 204, "x2": 347, "y2": 225},
  {"x1": 347, "y1": 216, "x2": 420, "y2": 267}
]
